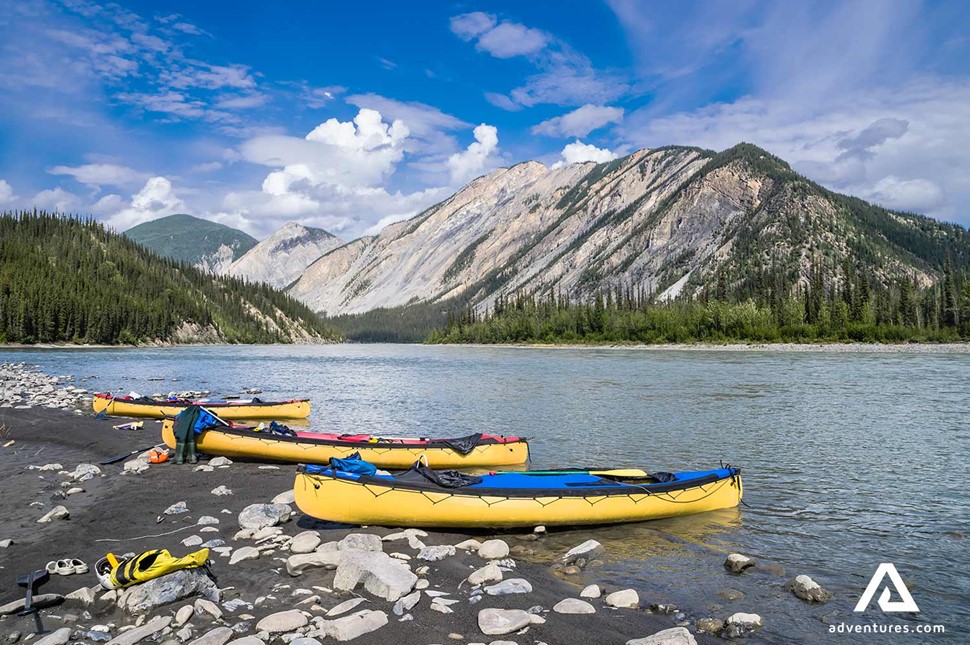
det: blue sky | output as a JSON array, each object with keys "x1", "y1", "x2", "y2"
[{"x1": 1, "y1": 0, "x2": 968, "y2": 239}]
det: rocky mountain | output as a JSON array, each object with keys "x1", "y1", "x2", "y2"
[
  {"x1": 1, "y1": 212, "x2": 340, "y2": 345},
  {"x1": 291, "y1": 143, "x2": 970, "y2": 316},
  {"x1": 125, "y1": 214, "x2": 257, "y2": 273},
  {"x1": 228, "y1": 222, "x2": 342, "y2": 289}
]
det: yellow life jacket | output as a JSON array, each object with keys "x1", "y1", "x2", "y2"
[{"x1": 106, "y1": 548, "x2": 210, "y2": 589}]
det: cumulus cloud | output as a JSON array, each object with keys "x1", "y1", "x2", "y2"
[
  {"x1": 0, "y1": 179, "x2": 15, "y2": 205},
  {"x1": 32, "y1": 187, "x2": 82, "y2": 212},
  {"x1": 47, "y1": 163, "x2": 148, "y2": 188},
  {"x1": 552, "y1": 141, "x2": 617, "y2": 168},
  {"x1": 450, "y1": 12, "x2": 497, "y2": 40},
  {"x1": 106, "y1": 176, "x2": 185, "y2": 229},
  {"x1": 447, "y1": 124, "x2": 500, "y2": 185},
  {"x1": 857, "y1": 176, "x2": 945, "y2": 213},
  {"x1": 450, "y1": 12, "x2": 547, "y2": 58},
  {"x1": 532, "y1": 104, "x2": 624, "y2": 137}
]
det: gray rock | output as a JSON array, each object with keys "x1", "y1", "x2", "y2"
[
  {"x1": 417, "y1": 545, "x2": 455, "y2": 561},
  {"x1": 197, "y1": 516, "x2": 220, "y2": 525},
  {"x1": 182, "y1": 536, "x2": 204, "y2": 547},
  {"x1": 453, "y1": 538, "x2": 482, "y2": 552},
  {"x1": 788, "y1": 575, "x2": 833, "y2": 603},
  {"x1": 477, "y1": 539, "x2": 509, "y2": 559},
  {"x1": 174, "y1": 605, "x2": 195, "y2": 627},
  {"x1": 66, "y1": 586, "x2": 97, "y2": 605},
  {"x1": 164, "y1": 502, "x2": 189, "y2": 515},
  {"x1": 0, "y1": 538, "x2": 12, "y2": 547},
  {"x1": 222, "y1": 599, "x2": 252, "y2": 613},
  {"x1": 484, "y1": 578, "x2": 532, "y2": 596},
  {"x1": 723, "y1": 553, "x2": 755, "y2": 574},
  {"x1": 392, "y1": 591, "x2": 420, "y2": 616},
  {"x1": 477, "y1": 608, "x2": 545, "y2": 635},
  {"x1": 716, "y1": 588, "x2": 744, "y2": 602},
  {"x1": 725, "y1": 612, "x2": 764, "y2": 635},
  {"x1": 69, "y1": 463, "x2": 101, "y2": 481},
  {"x1": 289, "y1": 532, "x2": 322, "y2": 554},
  {"x1": 467, "y1": 564, "x2": 503, "y2": 586},
  {"x1": 289, "y1": 639, "x2": 321, "y2": 645},
  {"x1": 187, "y1": 628, "x2": 234, "y2": 645},
  {"x1": 237, "y1": 503, "x2": 291, "y2": 530},
  {"x1": 176, "y1": 627, "x2": 193, "y2": 642},
  {"x1": 326, "y1": 598, "x2": 368, "y2": 617},
  {"x1": 105, "y1": 616, "x2": 172, "y2": 645},
  {"x1": 255, "y1": 610, "x2": 308, "y2": 634},
  {"x1": 553, "y1": 598, "x2": 595, "y2": 614},
  {"x1": 382, "y1": 529, "x2": 428, "y2": 550},
  {"x1": 696, "y1": 618, "x2": 725, "y2": 635},
  {"x1": 272, "y1": 490, "x2": 295, "y2": 505},
  {"x1": 201, "y1": 539, "x2": 225, "y2": 548},
  {"x1": 117, "y1": 569, "x2": 220, "y2": 615},
  {"x1": 333, "y1": 551, "x2": 417, "y2": 601},
  {"x1": 580, "y1": 584, "x2": 601, "y2": 599},
  {"x1": 337, "y1": 533, "x2": 382, "y2": 552},
  {"x1": 315, "y1": 609, "x2": 387, "y2": 642},
  {"x1": 34, "y1": 628, "x2": 72, "y2": 645},
  {"x1": 195, "y1": 598, "x2": 223, "y2": 620},
  {"x1": 626, "y1": 627, "x2": 698, "y2": 645},
  {"x1": 211, "y1": 486, "x2": 232, "y2": 496},
  {"x1": 0, "y1": 593, "x2": 63, "y2": 615},
  {"x1": 605, "y1": 589, "x2": 639, "y2": 609},
  {"x1": 561, "y1": 540, "x2": 604, "y2": 566},
  {"x1": 37, "y1": 505, "x2": 70, "y2": 523},
  {"x1": 208, "y1": 457, "x2": 233, "y2": 467},
  {"x1": 225, "y1": 639, "x2": 261, "y2": 645},
  {"x1": 285, "y1": 552, "x2": 341, "y2": 576}
]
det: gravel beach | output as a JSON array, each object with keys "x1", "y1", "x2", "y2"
[{"x1": 0, "y1": 403, "x2": 722, "y2": 645}]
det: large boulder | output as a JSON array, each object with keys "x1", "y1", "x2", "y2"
[
  {"x1": 553, "y1": 598, "x2": 595, "y2": 614},
  {"x1": 333, "y1": 551, "x2": 417, "y2": 601},
  {"x1": 788, "y1": 575, "x2": 833, "y2": 603},
  {"x1": 604, "y1": 589, "x2": 640, "y2": 609},
  {"x1": 117, "y1": 569, "x2": 220, "y2": 615},
  {"x1": 237, "y1": 503, "x2": 290, "y2": 530},
  {"x1": 723, "y1": 553, "x2": 756, "y2": 574},
  {"x1": 338, "y1": 533, "x2": 382, "y2": 552}
]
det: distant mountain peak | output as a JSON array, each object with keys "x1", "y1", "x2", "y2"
[
  {"x1": 124, "y1": 214, "x2": 257, "y2": 273},
  {"x1": 227, "y1": 221, "x2": 342, "y2": 289}
]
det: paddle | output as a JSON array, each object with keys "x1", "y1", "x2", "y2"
[{"x1": 99, "y1": 445, "x2": 162, "y2": 465}]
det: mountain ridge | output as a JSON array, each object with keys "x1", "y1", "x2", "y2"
[{"x1": 124, "y1": 213, "x2": 257, "y2": 274}]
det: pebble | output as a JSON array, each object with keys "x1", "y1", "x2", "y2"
[
  {"x1": 237, "y1": 504, "x2": 291, "y2": 530},
  {"x1": 195, "y1": 598, "x2": 223, "y2": 620},
  {"x1": 553, "y1": 598, "x2": 596, "y2": 614},
  {"x1": 723, "y1": 553, "x2": 755, "y2": 574},
  {"x1": 182, "y1": 535, "x2": 204, "y2": 547},
  {"x1": 105, "y1": 615, "x2": 172, "y2": 645},
  {"x1": 696, "y1": 618, "x2": 725, "y2": 635},
  {"x1": 37, "y1": 505, "x2": 70, "y2": 523},
  {"x1": 272, "y1": 491, "x2": 296, "y2": 505},
  {"x1": 174, "y1": 605, "x2": 194, "y2": 627},
  {"x1": 716, "y1": 588, "x2": 744, "y2": 602},
  {"x1": 211, "y1": 486, "x2": 233, "y2": 496},
  {"x1": 580, "y1": 584, "x2": 601, "y2": 598},
  {"x1": 229, "y1": 546, "x2": 260, "y2": 565},
  {"x1": 314, "y1": 609, "x2": 387, "y2": 641},
  {"x1": 605, "y1": 589, "x2": 640, "y2": 609},
  {"x1": 417, "y1": 545, "x2": 455, "y2": 561},
  {"x1": 467, "y1": 564, "x2": 503, "y2": 586},
  {"x1": 626, "y1": 627, "x2": 698, "y2": 645},
  {"x1": 477, "y1": 539, "x2": 510, "y2": 559},
  {"x1": 0, "y1": 539, "x2": 12, "y2": 548},
  {"x1": 34, "y1": 628, "x2": 72, "y2": 645},
  {"x1": 209, "y1": 457, "x2": 233, "y2": 467},
  {"x1": 164, "y1": 501, "x2": 189, "y2": 515},
  {"x1": 561, "y1": 539, "x2": 604, "y2": 566},
  {"x1": 477, "y1": 608, "x2": 545, "y2": 636},
  {"x1": 197, "y1": 516, "x2": 220, "y2": 525},
  {"x1": 256, "y1": 610, "x2": 308, "y2": 634},
  {"x1": 187, "y1": 627, "x2": 234, "y2": 645},
  {"x1": 289, "y1": 532, "x2": 322, "y2": 554},
  {"x1": 484, "y1": 578, "x2": 532, "y2": 595},
  {"x1": 337, "y1": 533, "x2": 383, "y2": 552},
  {"x1": 789, "y1": 575, "x2": 833, "y2": 602},
  {"x1": 325, "y1": 598, "x2": 367, "y2": 617},
  {"x1": 392, "y1": 591, "x2": 420, "y2": 616}
]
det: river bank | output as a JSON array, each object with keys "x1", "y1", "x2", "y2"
[{"x1": 435, "y1": 341, "x2": 970, "y2": 353}]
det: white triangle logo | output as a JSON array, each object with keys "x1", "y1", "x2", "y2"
[{"x1": 854, "y1": 563, "x2": 919, "y2": 613}]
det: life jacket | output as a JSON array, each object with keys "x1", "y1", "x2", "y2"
[{"x1": 97, "y1": 548, "x2": 210, "y2": 589}]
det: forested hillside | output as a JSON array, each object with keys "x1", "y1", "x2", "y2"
[
  {"x1": 0, "y1": 212, "x2": 340, "y2": 345},
  {"x1": 125, "y1": 213, "x2": 257, "y2": 273}
]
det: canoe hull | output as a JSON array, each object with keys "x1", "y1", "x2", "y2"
[
  {"x1": 93, "y1": 396, "x2": 310, "y2": 420},
  {"x1": 161, "y1": 421, "x2": 529, "y2": 468},
  {"x1": 293, "y1": 469, "x2": 743, "y2": 528}
]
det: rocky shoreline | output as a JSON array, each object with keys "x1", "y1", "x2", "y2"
[{"x1": 0, "y1": 364, "x2": 832, "y2": 644}]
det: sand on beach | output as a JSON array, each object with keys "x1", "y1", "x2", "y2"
[{"x1": 0, "y1": 408, "x2": 713, "y2": 644}]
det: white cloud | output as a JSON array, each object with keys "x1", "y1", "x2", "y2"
[
  {"x1": 215, "y1": 93, "x2": 267, "y2": 109},
  {"x1": 190, "y1": 161, "x2": 223, "y2": 173},
  {"x1": 32, "y1": 187, "x2": 82, "y2": 212},
  {"x1": 532, "y1": 104, "x2": 624, "y2": 137},
  {"x1": 552, "y1": 141, "x2": 617, "y2": 168},
  {"x1": 47, "y1": 163, "x2": 148, "y2": 188},
  {"x1": 0, "y1": 179, "x2": 15, "y2": 205},
  {"x1": 106, "y1": 176, "x2": 185, "y2": 229},
  {"x1": 619, "y1": 78, "x2": 970, "y2": 222},
  {"x1": 345, "y1": 94, "x2": 469, "y2": 138},
  {"x1": 447, "y1": 124, "x2": 500, "y2": 185},
  {"x1": 450, "y1": 12, "x2": 497, "y2": 40}
]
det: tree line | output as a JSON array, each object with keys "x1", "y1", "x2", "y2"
[
  {"x1": 428, "y1": 260, "x2": 970, "y2": 344},
  {"x1": 0, "y1": 211, "x2": 341, "y2": 345}
]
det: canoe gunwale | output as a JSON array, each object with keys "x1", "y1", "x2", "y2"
[
  {"x1": 95, "y1": 394, "x2": 309, "y2": 408},
  {"x1": 211, "y1": 425, "x2": 528, "y2": 450}
]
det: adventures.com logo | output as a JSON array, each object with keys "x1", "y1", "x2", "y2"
[{"x1": 829, "y1": 563, "x2": 945, "y2": 636}]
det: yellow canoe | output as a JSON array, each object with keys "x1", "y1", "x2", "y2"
[
  {"x1": 93, "y1": 394, "x2": 310, "y2": 420},
  {"x1": 294, "y1": 464, "x2": 743, "y2": 528},
  {"x1": 161, "y1": 420, "x2": 530, "y2": 468}
]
